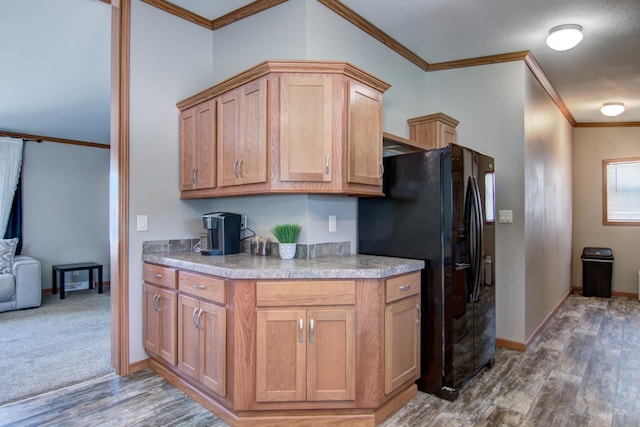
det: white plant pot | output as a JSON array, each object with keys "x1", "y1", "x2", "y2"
[{"x1": 279, "y1": 243, "x2": 296, "y2": 260}]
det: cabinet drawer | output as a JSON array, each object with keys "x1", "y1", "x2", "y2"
[
  {"x1": 385, "y1": 272, "x2": 420, "y2": 303},
  {"x1": 144, "y1": 263, "x2": 178, "y2": 289},
  {"x1": 179, "y1": 271, "x2": 226, "y2": 304},
  {"x1": 257, "y1": 280, "x2": 355, "y2": 306}
]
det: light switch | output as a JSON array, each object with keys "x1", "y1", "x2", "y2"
[
  {"x1": 328, "y1": 215, "x2": 337, "y2": 232},
  {"x1": 137, "y1": 215, "x2": 148, "y2": 231},
  {"x1": 498, "y1": 210, "x2": 513, "y2": 224}
]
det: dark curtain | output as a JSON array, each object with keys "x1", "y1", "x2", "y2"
[{"x1": 4, "y1": 174, "x2": 23, "y2": 255}]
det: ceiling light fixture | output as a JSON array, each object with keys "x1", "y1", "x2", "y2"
[
  {"x1": 600, "y1": 102, "x2": 625, "y2": 117},
  {"x1": 546, "y1": 24, "x2": 583, "y2": 51}
]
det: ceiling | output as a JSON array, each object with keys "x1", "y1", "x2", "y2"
[{"x1": 1, "y1": 0, "x2": 638, "y2": 146}]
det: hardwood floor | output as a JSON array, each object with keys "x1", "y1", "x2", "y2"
[{"x1": 1, "y1": 293, "x2": 638, "y2": 427}]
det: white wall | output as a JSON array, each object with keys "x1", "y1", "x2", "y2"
[
  {"x1": 423, "y1": 62, "x2": 527, "y2": 343},
  {"x1": 523, "y1": 71, "x2": 573, "y2": 339},
  {"x1": 128, "y1": 0, "x2": 215, "y2": 362},
  {"x1": 21, "y1": 141, "x2": 110, "y2": 288},
  {"x1": 573, "y1": 127, "x2": 640, "y2": 294}
]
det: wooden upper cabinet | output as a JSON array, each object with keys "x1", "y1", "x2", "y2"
[
  {"x1": 177, "y1": 61, "x2": 390, "y2": 198},
  {"x1": 347, "y1": 81, "x2": 383, "y2": 186},
  {"x1": 280, "y1": 74, "x2": 333, "y2": 183},
  {"x1": 217, "y1": 79, "x2": 268, "y2": 187},
  {"x1": 180, "y1": 100, "x2": 216, "y2": 191},
  {"x1": 407, "y1": 112, "x2": 459, "y2": 150}
]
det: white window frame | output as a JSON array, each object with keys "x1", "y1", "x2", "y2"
[{"x1": 602, "y1": 157, "x2": 640, "y2": 226}]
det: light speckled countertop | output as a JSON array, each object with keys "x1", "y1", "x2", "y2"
[{"x1": 142, "y1": 251, "x2": 424, "y2": 280}]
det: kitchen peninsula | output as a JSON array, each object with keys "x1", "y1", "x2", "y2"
[{"x1": 142, "y1": 245, "x2": 423, "y2": 426}]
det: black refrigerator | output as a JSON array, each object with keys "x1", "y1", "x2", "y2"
[{"x1": 358, "y1": 144, "x2": 496, "y2": 400}]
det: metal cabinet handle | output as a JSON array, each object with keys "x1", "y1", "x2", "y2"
[
  {"x1": 154, "y1": 273, "x2": 163, "y2": 278},
  {"x1": 233, "y1": 159, "x2": 239, "y2": 178},
  {"x1": 416, "y1": 304, "x2": 422, "y2": 323},
  {"x1": 399, "y1": 284, "x2": 412, "y2": 291},
  {"x1": 155, "y1": 294, "x2": 162, "y2": 312},
  {"x1": 379, "y1": 160, "x2": 384, "y2": 178},
  {"x1": 194, "y1": 167, "x2": 198, "y2": 183},
  {"x1": 192, "y1": 306, "x2": 199, "y2": 330},
  {"x1": 325, "y1": 153, "x2": 330, "y2": 175},
  {"x1": 238, "y1": 158, "x2": 244, "y2": 178},
  {"x1": 197, "y1": 308, "x2": 203, "y2": 331},
  {"x1": 309, "y1": 318, "x2": 315, "y2": 344},
  {"x1": 193, "y1": 284, "x2": 205, "y2": 289},
  {"x1": 192, "y1": 167, "x2": 196, "y2": 184},
  {"x1": 152, "y1": 294, "x2": 159, "y2": 312},
  {"x1": 298, "y1": 319, "x2": 304, "y2": 343}
]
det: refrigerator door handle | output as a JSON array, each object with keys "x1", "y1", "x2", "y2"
[{"x1": 470, "y1": 176, "x2": 484, "y2": 302}]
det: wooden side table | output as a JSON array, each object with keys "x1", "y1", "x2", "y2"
[{"x1": 52, "y1": 262, "x2": 103, "y2": 299}]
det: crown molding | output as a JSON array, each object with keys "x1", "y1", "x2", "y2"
[
  {"x1": 145, "y1": 0, "x2": 640, "y2": 128},
  {"x1": 140, "y1": 0, "x2": 212, "y2": 29},
  {"x1": 211, "y1": 0, "x2": 288, "y2": 30}
]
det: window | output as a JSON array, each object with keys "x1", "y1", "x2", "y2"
[{"x1": 603, "y1": 158, "x2": 640, "y2": 225}]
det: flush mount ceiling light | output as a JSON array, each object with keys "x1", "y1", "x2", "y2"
[
  {"x1": 600, "y1": 102, "x2": 625, "y2": 117},
  {"x1": 546, "y1": 24, "x2": 583, "y2": 51}
]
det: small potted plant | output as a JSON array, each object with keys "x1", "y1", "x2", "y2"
[{"x1": 270, "y1": 224, "x2": 301, "y2": 260}]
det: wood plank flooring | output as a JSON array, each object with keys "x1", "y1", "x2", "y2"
[{"x1": 1, "y1": 293, "x2": 638, "y2": 426}]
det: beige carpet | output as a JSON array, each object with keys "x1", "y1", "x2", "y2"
[{"x1": 0, "y1": 288, "x2": 113, "y2": 405}]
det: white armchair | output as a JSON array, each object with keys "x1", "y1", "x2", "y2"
[{"x1": 0, "y1": 255, "x2": 42, "y2": 312}]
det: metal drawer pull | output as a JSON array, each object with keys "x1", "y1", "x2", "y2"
[
  {"x1": 309, "y1": 318, "x2": 315, "y2": 344},
  {"x1": 193, "y1": 284, "x2": 206, "y2": 289},
  {"x1": 399, "y1": 284, "x2": 412, "y2": 291},
  {"x1": 298, "y1": 319, "x2": 304, "y2": 343},
  {"x1": 154, "y1": 273, "x2": 163, "y2": 278}
]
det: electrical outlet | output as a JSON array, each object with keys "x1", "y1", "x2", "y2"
[{"x1": 240, "y1": 214, "x2": 248, "y2": 230}]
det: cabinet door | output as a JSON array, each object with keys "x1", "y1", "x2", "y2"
[
  {"x1": 143, "y1": 284, "x2": 161, "y2": 356},
  {"x1": 384, "y1": 295, "x2": 421, "y2": 394},
  {"x1": 194, "y1": 100, "x2": 216, "y2": 189},
  {"x1": 307, "y1": 309, "x2": 356, "y2": 401},
  {"x1": 347, "y1": 81, "x2": 383, "y2": 186},
  {"x1": 200, "y1": 300, "x2": 227, "y2": 396},
  {"x1": 179, "y1": 107, "x2": 196, "y2": 190},
  {"x1": 144, "y1": 284, "x2": 177, "y2": 365},
  {"x1": 238, "y1": 79, "x2": 267, "y2": 185},
  {"x1": 157, "y1": 287, "x2": 177, "y2": 365},
  {"x1": 178, "y1": 294, "x2": 200, "y2": 380},
  {"x1": 280, "y1": 75, "x2": 332, "y2": 182},
  {"x1": 217, "y1": 89, "x2": 241, "y2": 187},
  {"x1": 256, "y1": 309, "x2": 307, "y2": 402},
  {"x1": 217, "y1": 80, "x2": 267, "y2": 187}
]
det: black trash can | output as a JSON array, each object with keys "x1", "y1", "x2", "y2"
[{"x1": 581, "y1": 247, "x2": 614, "y2": 298}]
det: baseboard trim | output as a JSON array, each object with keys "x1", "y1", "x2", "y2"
[
  {"x1": 571, "y1": 285, "x2": 638, "y2": 300},
  {"x1": 495, "y1": 338, "x2": 525, "y2": 352},
  {"x1": 129, "y1": 358, "x2": 150, "y2": 374},
  {"x1": 496, "y1": 288, "x2": 574, "y2": 353}
]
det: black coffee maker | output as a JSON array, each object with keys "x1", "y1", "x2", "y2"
[{"x1": 201, "y1": 212, "x2": 241, "y2": 256}]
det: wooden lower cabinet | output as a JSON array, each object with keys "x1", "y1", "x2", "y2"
[
  {"x1": 146, "y1": 267, "x2": 421, "y2": 426},
  {"x1": 178, "y1": 294, "x2": 226, "y2": 397},
  {"x1": 384, "y1": 294, "x2": 421, "y2": 394},
  {"x1": 256, "y1": 308, "x2": 355, "y2": 403},
  {"x1": 143, "y1": 283, "x2": 177, "y2": 366}
]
